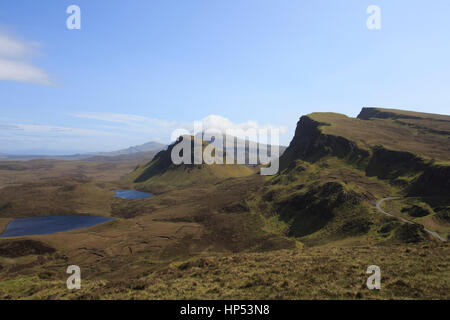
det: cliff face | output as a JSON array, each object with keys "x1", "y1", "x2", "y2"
[
  {"x1": 128, "y1": 136, "x2": 257, "y2": 192},
  {"x1": 133, "y1": 135, "x2": 216, "y2": 183},
  {"x1": 280, "y1": 116, "x2": 369, "y2": 170},
  {"x1": 365, "y1": 146, "x2": 427, "y2": 180},
  {"x1": 281, "y1": 110, "x2": 449, "y2": 193},
  {"x1": 408, "y1": 165, "x2": 450, "y2": 197},
  {"x1": 357, "y1": 107, "x2": 418, "y2": 120},
  {"x1": 357, "y1": 107, "x2": 450, "y2": 121},
  {"x1": 255, "y1": 108, "x2": 449, "y2": 245},
  {"x1": 133, "y1": 139, "x2": 179, "y2": 183}
]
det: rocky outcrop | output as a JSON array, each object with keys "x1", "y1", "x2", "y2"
[
  {"x1": 357, "y1": 107, "x2": 423, "y2": 120},
  {"x1": 365, "y1": 146, "x2": 427, "y2": 180},
  {"x1": 273, "y1": 182, "x2": 361, "y2": 237},
  {"x1": 394, "y1": 224, "x2": 432, "y2": 243},
  {"x1": 134, "y1": 140, "x2": 177, "y2": 183},
  {"x1": 408, "y1": 165, "x2": 450, "y2": 197},
  {"x1": 401, "y1": 205, "x2": 430, "y2": 218},
  {"x1": 280, "y1": 116, "x2": 369, "y2": 170},
  {"x1": 280, "y1": 113, "x2": 449, "y2": 195}
]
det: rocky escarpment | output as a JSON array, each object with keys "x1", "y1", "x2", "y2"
[
  {"x1": 408, "y1": 165, "x2": 450, "y2": 197},
  {"x1": 280, "y1": 115, "x2": 424, "y2": 183},
  {"x1": 133, "y1": 135, "x2": 214, "y2": 183},
  {"x1": 365, "y1": 146, "x2": 427, "y2": 180},
  {"x1": 358, "y1": 107, "x2": 450, "y2": 136},
  {"x1": 280, "y1": 116, "x2": 369, "y2": 170},
  {"x1": 357, "y1": 107, "x2": 448, "y2": 121},
  {"x1": 281, "y1": 112, "x2": 449, "y2": 193},
  {"x1": 129, "y1": 136, "x2": 256, "y2": 192},
  {"x1": 258, "y1": 108, "x2": 449, "y2": 244},
  {"x1": 134, "y1": 139, "x2": 178, "y2": 183},
  {"x1": 394, "y1": 224, "x2": 432, "y2": 243},
  {"x1": 357, "y1": 107, "x2": 423, "y2": 120}
]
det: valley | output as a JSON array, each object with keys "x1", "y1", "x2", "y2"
[{"x1": 0, "y1": 107, "x2": 448, "y2": 300}]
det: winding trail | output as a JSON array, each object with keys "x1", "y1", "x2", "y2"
[{"x1": 375, "y1": 197, "x2": 447, "y2": 242}]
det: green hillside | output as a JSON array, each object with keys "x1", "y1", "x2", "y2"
[
  {"x1": 126, "y1": 136, "x2": 257, "y2": 192},
  {"x1": 251, "y1": 108, "x2": 450, "y2": 245}
]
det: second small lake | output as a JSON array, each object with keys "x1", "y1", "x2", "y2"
[{"x1": 113, "y1": 190, "x2": 153, "y2": 199}]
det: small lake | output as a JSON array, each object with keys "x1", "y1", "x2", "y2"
[
  {"x1": 0, "y1": 216, "x2": 115, "y2": 238},
  {"x1": 113, "y1": 190, "x2": 153, "y2": 199}
]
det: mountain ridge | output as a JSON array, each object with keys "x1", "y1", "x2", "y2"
[{"x1": 250, "y1": 107, "x2": 449, "y2": 244}]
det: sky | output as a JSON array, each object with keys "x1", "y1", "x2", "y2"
[{"x1": 0, "y1": 0, "x2": 449, "y2": 154}]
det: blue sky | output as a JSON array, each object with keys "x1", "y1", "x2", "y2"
[{"x1": 0, "y1": 0, "x2": 449, "y2": 154}]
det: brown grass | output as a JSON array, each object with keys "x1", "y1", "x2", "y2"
[
  {"x1": 1, "y1": 243, "x2": 448, "y2": 300},
  {"x1": 309, "y1": 113, "x2": 450, "y2": 162},
  {"x1": 0, "y1": 159, "x2": 139, "y2": 189}
]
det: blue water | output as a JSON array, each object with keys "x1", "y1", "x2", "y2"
[
  {"x1": 113, "y1": 190, "x2": 153, "y2": 199},
  {"x1": 0, "y1": 216, "x2": 115, "y2": 238}
]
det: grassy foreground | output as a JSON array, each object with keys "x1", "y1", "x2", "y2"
[{"x1": 0, "y1": 242, "x2": 448, "y2": 300}]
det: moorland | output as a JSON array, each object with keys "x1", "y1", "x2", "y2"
[{"x1": 0, "y1": 107, "x2": 448, "y2": 299}]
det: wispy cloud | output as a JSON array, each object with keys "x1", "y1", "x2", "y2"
[
  {"x1": 71, "y1": 112, "x2": 287, "y2": 141},
  {"x1": 200, "y1": 114, "x2": 287, "y2": 135},
  {"x1": 0, "y1": 32, "x2": 53, "y2": 86},
  {"x1": 0, "y1": 124, "x2": 19, "y2": 130},
  {"x1": 73, "y1": 112, "x2": 179, "y2": 129},
  {"x1": 0, "y1": 122, "x2": 116, "y2": 137}
]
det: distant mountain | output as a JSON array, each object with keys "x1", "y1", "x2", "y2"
[
  {"x1": 0, "y1": 141, "x2": 167, "y2": 162},
  {"x1": 192, "y1": 133, "x2": 287, "y2": 165},
  {"x1": 82, "y1": 141, "x2": 167, "y2": 162},
  {"x1": 0, "y1": 153, "x2": 90, "y2": 161},
  {"x1": 84, "y1": 150, "x2": 161, "y2": 162},
  {"x1": 94, "y1": 141, "x2": 167, "y2": 157},
  {"x1": 126, "y1": 135, "x2": 286, "y2": 192}
]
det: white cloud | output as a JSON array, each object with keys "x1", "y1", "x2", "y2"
[
  {"x1": 0, "y1": 58, "x2": 53, "y2": 85},
  {"x1": 199, "y1": 114, "x2": 287, "y2": 135},
  {"x1": 71, "y1": 112, "x2": 287, "y2": 142},
  {"x1": 0, "y1": 33, "x2": 38, "y2": 58},
  {"x1": 0, "y1": 33, "x2": 53, "y2": 85}
]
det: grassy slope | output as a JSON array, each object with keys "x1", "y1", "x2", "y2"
[
  {"x1": 250, "y1": 108, "x2": 449, "y2": 244},
  {"x1": 125, "y1": 136, "x2": 257, "y2": 192},
  {"x1": 0, "y1": 159, "x2": 144, "y2": 220},
  {"x1": 0, "y1": 177, "x2": 115, "y2": 218},
  {"x1": 249, "y1": 157, "x2": 403, "y2": 245},
  {"x1": 130, "y1": 163, "x2": 256, "y2": 193},
  {"x1": 0, "y1": 159, "x2": 140, "y2": 189},
  {"x1": 381, "y1": 197, "x2": 450, "y2": 240},
  {"x1": 309, "y1": 112, "x2": 450, "y2": 162}
]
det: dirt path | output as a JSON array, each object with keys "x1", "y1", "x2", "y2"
[{"x1": 376, "y1": 197, "x2": 447, "y2": 242}]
